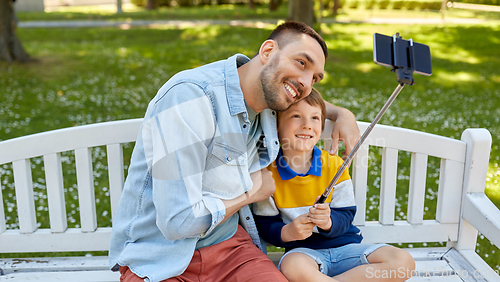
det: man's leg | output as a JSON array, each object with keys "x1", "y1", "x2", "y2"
[{"x1": 201, "y1": 225, "x2": 287, "y2": 282}]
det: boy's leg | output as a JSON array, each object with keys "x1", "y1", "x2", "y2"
[
  {"x1": 333, "y1": 245, "x2": 415, "y2": 282},
  {"x1": 279, "y1": 249, "x2": 339, "y2": 282}
]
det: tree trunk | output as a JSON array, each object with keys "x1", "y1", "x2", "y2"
[
  {"x1": 0, "y1": 0, "x2": 30, "y2": 63},
  {"x1": 287, "y1": 0, "x2": 314, "y2": 28},
  {"x1": 146, "y1": 0, "x2": 156, "y2": 10},
  {"x1": 249, "y1": 0, "x2": 254, "y2": 9},
  {"x1": 117, "y1": 0, "x2": 123, "y2": 13},
  {"x1": 269, "y1": 0, "x2": 280, "y2": 11},
  {"x1": 332, "y1": 0, "x2": 342, "y2": 16}
]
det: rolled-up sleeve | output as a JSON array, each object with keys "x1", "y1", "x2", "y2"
[{"x1": 142, "y1": 82, "x2": 225, "y2": 241}]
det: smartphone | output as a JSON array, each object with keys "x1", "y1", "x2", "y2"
[{"x1": 373, "y1": 33, "x2": 432, "y2": 76}]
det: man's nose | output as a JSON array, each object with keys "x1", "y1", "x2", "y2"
[{"x1": 297, "y1": 73, "x2": 314, "y2": 96}]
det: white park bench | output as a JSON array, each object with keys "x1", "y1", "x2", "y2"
[{"x1": 0, "y1": 119, "x2": 499, "y2": 281}]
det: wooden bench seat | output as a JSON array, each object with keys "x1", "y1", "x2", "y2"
[{"x1": 1, "y1": 119, "x2": 499, "y2": 281}]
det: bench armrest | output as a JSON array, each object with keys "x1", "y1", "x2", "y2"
[{"x1": 462, "y1": 192, "x2": 500, "y2": 248}]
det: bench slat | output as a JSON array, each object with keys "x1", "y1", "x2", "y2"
[
  {"x1": 457, "y1": 249, "x2": 500, "y2": 282},
  {"x1": 379, "y1": 147, "x2": 398, "y2": 225},
  {"x1": 444, "y1": 249, "x2": 488, "y2": 282},
  {"x1": 0, "y1": 119, "x2": 143, "y2": 165},
  {"x1": 0, "y1": 255, "x2": 110, "y2": 274},
  {"x1": 0, "y1": 270, "x2": 119, "y2": 282},
  {"x1": 44, "y1": 153, "x2": 68, "y2": 233},
  {"x1": 358, "y1": 221, "x2": 458, "y2": 244},
  {"x1": 357, "y1": 122, "x2": 466, "y2": 163},
  {"x1": 0, "y1": 228, "x2": 111, "y2": 253},
  {"x1": 107, "y1": 144, "x2": 124, "y2": 220},
  {"x1": 437, "y1": 159, "x2": 464, "y2": 224},
  {"x1": 352, "y1": 144, "x2": 369, "y2": 226},
  {"x1": 0, "y1": 171, "x2": 5, "y2": 233},
  {"x1": 408, "y1": 153, "x2": 428, "y2": 225},
  {"x1": 75, "y1": 148, "x2": 97, "y2": 232},
  {"x1": 13, "y1": 159, "x2": 38, "y2": 233}
]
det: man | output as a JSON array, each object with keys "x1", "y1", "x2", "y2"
[{"x1": 109, "y1": 21, "x2": 360, "y2": 282}]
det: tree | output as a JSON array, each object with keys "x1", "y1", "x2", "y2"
[
  {"x1": 287, "y1": 0, "x2": 314, "y2": 27},
  {"x1": 0, "y1": 0, "x2": 30, "y2": 63},
  {"x1": 146, "y1": 0, "x2": 156, "y2": 10},
  {"x1": 117, "y1": 0, "x2": 123, "y2": 13}
]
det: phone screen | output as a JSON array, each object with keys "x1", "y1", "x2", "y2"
[{"x1": 373, "y1": 33, "x2": 432, "y2": 76}]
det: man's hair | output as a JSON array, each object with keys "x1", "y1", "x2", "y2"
[
  {"x1": 303, "y1": 88, "x2": 327, "y2": 130},
  {"x1": 267, "y1": 21, "x2": 328, "y2": 59}
]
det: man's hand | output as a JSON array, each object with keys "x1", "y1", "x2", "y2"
[
  {"x1": 248, "y1": 168, "x2": 276, "y2": 203},
  {"x1": 222, "y1": 168, "x2": 275, "y2": 222},
  {"x1": 325, "y1": 103, "x2": 360, "y2": 164},
  {"x1": 281, "y1": 214, "x2": 315, "y2": 242},
  {"x1": 309, "y1": 202, "x2": 332, "y2": 231}
]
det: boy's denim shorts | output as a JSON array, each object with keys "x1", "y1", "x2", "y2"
[{"x1": 279, "y1": 243, "x2": 388, "y2": 277}]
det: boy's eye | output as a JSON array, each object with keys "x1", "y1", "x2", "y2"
[
  {"x1": 312, "y1": 116, "x2": 320, "y2": 120},
  {"x1": 292, "y1": 114, "x2": 300, "y2": 118}
]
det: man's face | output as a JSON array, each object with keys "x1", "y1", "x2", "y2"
[{"x1": 260, "y1": 34, "x2": 325, "y2": 112}]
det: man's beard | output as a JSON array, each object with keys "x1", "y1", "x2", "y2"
[{"x1": 259, "y1": 56, "x2": 301, "y2": 112}]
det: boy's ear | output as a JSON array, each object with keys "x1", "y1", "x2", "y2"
[{"x1": 259, "y1": 40, "x2": 277, "y2": 65}]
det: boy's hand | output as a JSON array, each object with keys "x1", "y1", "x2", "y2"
[
  {"x1": 309, "y1": 202, "x2": 332, "y2": 231},
  {"x1": 281, "y1": 214, "x2": 315, "y2": 242}
]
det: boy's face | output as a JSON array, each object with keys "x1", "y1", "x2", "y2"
[{"x1": 277, "y1": 99, "x2": 322, "y2": 153}]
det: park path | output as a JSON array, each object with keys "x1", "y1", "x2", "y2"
[{"x1": 18, "y1": 16, "x2": 493, "y2": 29}]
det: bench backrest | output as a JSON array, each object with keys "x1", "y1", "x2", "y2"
[{"x1": 0, "y1": 119, "x2": 491, "y2": 254}]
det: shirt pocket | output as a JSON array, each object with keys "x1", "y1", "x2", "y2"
[{"x1": 202, "y1": 142, "x2": 252, "y2": 198}]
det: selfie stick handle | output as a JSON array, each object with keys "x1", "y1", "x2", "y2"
[{"x1": 316, "y1": 83, "x2": 405, "y2": 204}]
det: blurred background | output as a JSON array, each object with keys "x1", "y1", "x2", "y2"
[{"x1": 1, "y1": 0, "x2": 499, "y2": 273}]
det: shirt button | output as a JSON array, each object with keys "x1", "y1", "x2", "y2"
[
  {"x1": 243, "y1": 124, "x2": 247, "y2": 129},
  {"x1": 272, "y1": 111, "x2": 276, "y2": 115},
  {"x1": 227, "y1": 157, "x2": 232, "y2": 161},
  {"x1": 243, "y1": 113, "x2": 247, "y2": 118},
  {"x1": 246, "y1": 217, "x2": 250, "y2": 220},
  {"x1": 275, "y1": 141, "x2": 279, "y2": 145}
]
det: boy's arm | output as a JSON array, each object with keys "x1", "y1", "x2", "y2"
[{"x1": 318, "y1": 206, "x2": 356, "y2": 237}]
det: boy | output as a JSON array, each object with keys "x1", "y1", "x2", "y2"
[{"x1": 253, "y1": 89, "x2": 415, "y2": 282}]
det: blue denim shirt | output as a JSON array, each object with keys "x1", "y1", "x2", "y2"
[{"x1": 109, "y1": 54, "x2": 280, "y2": 282}]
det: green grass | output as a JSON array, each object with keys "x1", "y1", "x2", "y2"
[{"x1": 1, "y1": 20, "x2": 499, "y2": 270}]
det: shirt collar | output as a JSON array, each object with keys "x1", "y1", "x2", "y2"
[
  {"x1": 225, "y1": 54, "x2": 250, "y2": 116},
  {"x1": 276, "y1": 146, "x2": 322, "y2": 181}
]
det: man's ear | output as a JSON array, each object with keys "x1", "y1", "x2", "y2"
[{"x1": 259, "y1": 39, "x2": 277, "y2": 65}]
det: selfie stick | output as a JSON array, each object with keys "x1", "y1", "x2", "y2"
[{"x1": 316, "y1": 33, "x2": 421, "y2": 204}]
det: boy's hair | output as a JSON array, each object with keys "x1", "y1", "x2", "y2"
[
  {"x1": 266, "y1": 21, "x2": 328, "y2": 59},
  {"x1": 303, "y1": 88, "x2": 327, "y2": 130},
  {"x1": 277, "y1": 88, "x2": 327, "y2": 130}
]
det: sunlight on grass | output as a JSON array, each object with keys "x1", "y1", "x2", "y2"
[
  {"x1": 355, "y1": 62, "x2": 380, "y2": 73},
  {"x1": 486, "y1": 165, "x2": 500, "y2": 202},
  {"x1": 432, "y1": 47, "x2": 482, "y2": 64},
  {"x1": 45, "y1": 3, "x2": 140, "y2": 13},
  {"x1": 181, "y1": 25, "x2": 222, "y2": 40},
  {"x1": 435, "y1": 70, "x2": 481, "y2": 83}
]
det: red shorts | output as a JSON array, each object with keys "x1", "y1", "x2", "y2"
[{"x1": 119, "y1": 225, "x2": 287, "y2": 282}]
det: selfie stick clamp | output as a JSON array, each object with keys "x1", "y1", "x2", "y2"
[{"x1": 316, "y1": 33, "x2": 418, "y2": 204}]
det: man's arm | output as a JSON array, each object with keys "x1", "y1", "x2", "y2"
[{"x1": 324, "y1": 102, "x2": 360, "y2": 162}]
